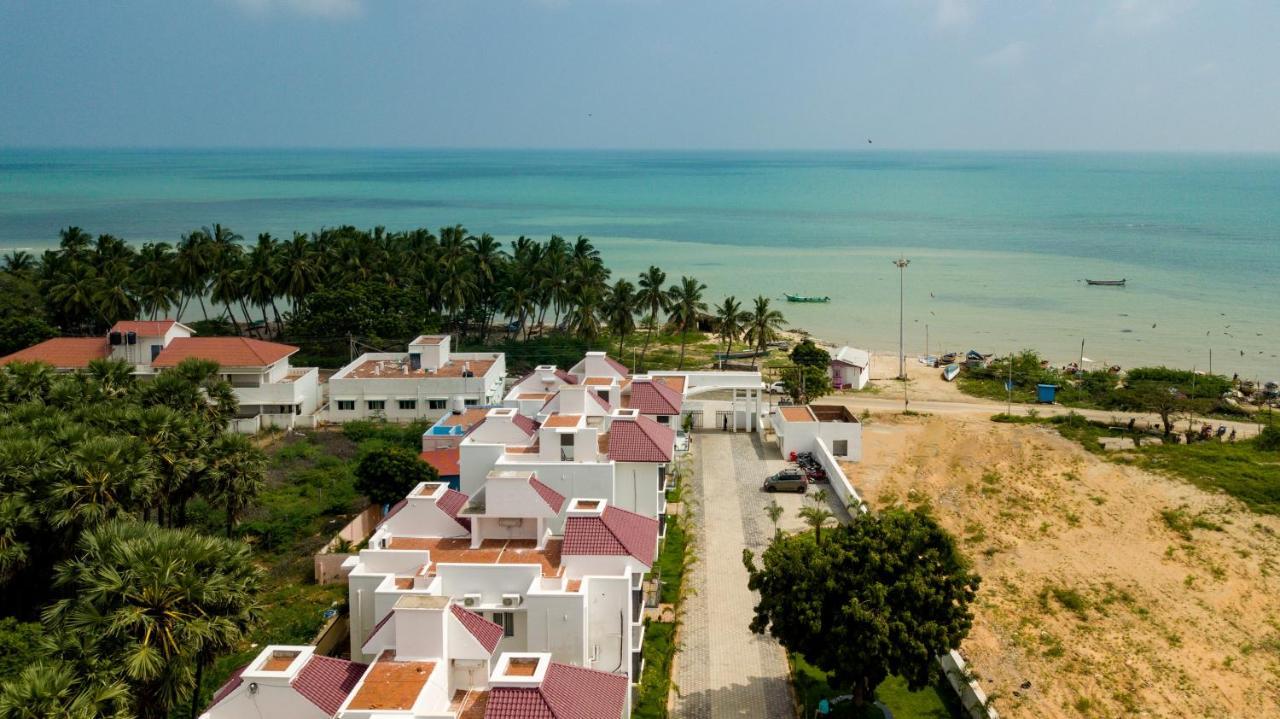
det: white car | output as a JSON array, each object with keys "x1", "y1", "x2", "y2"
[
  {"x1": 674, "y1": 431, "x2": 691, "y2": 453},
  {"x1": 768, "y1": 381, "x2": 787, "y2": 394}
]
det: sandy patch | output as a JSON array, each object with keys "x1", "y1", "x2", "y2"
[{"x1": 844, "y1": 413, "x2": 1280, "y2": 718}]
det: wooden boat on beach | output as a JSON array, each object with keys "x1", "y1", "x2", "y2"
[
  {"x1": 713, "y1": 349, "x2": 767, "y2": 361},
  {"x1": 1085, "y1": 278, "x2": 1126, "y2": 286},
  {"x1": 785, "y1": 294, "x2": 831, "y2": 303},
  {"x1": 942, "y1": 363, "x2": 960, "y2": 382}
]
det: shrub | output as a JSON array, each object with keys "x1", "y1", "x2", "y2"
[{"x1": 1257, "y1": 425, "x2": 1280, "y2": 452}]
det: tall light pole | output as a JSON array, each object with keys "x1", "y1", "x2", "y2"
[{"x1": 893, "y1": 256, "x2": 910, "y2": 380}]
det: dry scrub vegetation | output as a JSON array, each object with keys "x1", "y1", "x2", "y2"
[{"x1": 844, "y1": 413, "x2": 1280, "y2": 718}]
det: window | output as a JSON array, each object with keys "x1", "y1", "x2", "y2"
[
  {"x1": 150, "y1": 344, "x2": 163, "y2": 361},
  {"x1": 464, "y1": 398, "x2": 479, "y2": 407},
  {"x1": 656, "y1": 415, "x2": 670, "y2": 425},
  {"x1": 336, "y1": 400, "x2": 355, "y2": 411},
  {"x1": 832, "y1": 440, "x2": 848, "y2": 457},
  {"x1": 596, "y1": 390, "x2": 609, "y2": 402},
  {"x1": 491, "y1": 611, "x2": 515, "y2": 637},
  {"x1": 398, "y1": 399, "x2": 417, "y2": 411},
  {"x1": 367, "y1": 400, "x2": 385, "y2": 411},
  {"x1": 428, "y1": 399, "x2": 447, "y2": 410}
]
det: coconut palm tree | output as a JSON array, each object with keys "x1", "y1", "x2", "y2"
[
  {"x1": 174, "y1": 230, "x2": 214, "y2": 321},
  {"x1": 798, "y1": 489, "x2": 835, "y2": 544},
  {"x1": 43, "y1": 521, "x2": 261, "y2": 719},
  {"x1": 745, "y1": 295, "x2": 786, "y2": 367},
  {"x1": 245, "y1": 233, "x2": 281, "y2": 334},
  {"x1": 2, "y1": 250, "x2": 34, "y2": 275},
  {"x1": 635, "y1": 266, "x2": 668, "y2": 372},
  {"x1": 714, "y1": 295, "x2": 748, "y2": 360},
  {"x1": 134, "y1": 242, "x2": 179, "y2": 320},
  {"x1": 764, "y1": 500, "x2": 784, "y2": 538},
  {"x1": 666, "y1": 276, "x2": 707, "y2": 370},
  {"x1": 207, "y1": 243, "x2": 246, "y2": 334},
  {"x1": 602, "y1": 279, "x2": 637, "y2": 357},
  {"x1": 204, "y1": 433, "x2": 266, "y2": 538}
]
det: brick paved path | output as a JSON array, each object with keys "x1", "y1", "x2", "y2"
[{"x1": 672, "y1": 432, "x2": 797, "y2": 719}]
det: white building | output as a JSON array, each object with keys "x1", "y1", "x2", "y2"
[
  {"x1": 771, "y1": 404, "x2": 863, "y2": 461},
  {"x1": 342, "y1": 478, "x2": 655, "y2": 717},
  {"x1": 199, "y1": 645, "x2": 366, "y2": 719},
  {"x1": 830, "y1": 346, "x2": 871, "y2": 390},
  {"x1": 327, "y1": 335, "x2": 506, "y2": 423},
  {"x1": 0, "y1": 319, "x2": 320, "y2": 432}
]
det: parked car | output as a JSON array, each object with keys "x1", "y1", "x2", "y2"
[
  {"x1": 674, "y1": 431, "x2": 690, "y2": 453},
  {"x1": 768, "y1": 381, "x2": 787, "y2": 394},
  {"x1": 762, "y1": 469, "x2": 808, "y2": 493}
]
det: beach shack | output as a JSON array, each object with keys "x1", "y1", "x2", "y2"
[{"x1": 829, "y1": 346, "x2": 871, "y2": 390}]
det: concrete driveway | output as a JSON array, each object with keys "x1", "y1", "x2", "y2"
[{"x1": 672, "y1": 431, "x2": 851, "y2": 719}]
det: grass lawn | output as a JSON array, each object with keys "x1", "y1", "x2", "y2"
[
  {"x1": 657, "y1": 517, "x2": 688, "y2": 604},
  {"x1": 791, "y1": 653, "x2": 964, "y2": 719}
]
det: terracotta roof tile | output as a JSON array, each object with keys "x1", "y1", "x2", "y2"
[
  {"x1": 294, "y1": 655, "x2": 368, "y2": 716},
  {"x1": 626, "y1": 379, "x2": 683, "y2": 415},
  {"x1": 437, "y1": 488, "x2": 472, "y2": 531},
  {"x1": 485, "y1": 663, "x2": 627, "y2": 719},
  {"x1": 529, "y1": 477, "x2": 565, "y2": 514},
  {"x1": 0, "y1": 337, "x2": 110, "y2": 369},
  {"x1": 420, "y1": 448, "x2": 461, "y2": 476},
  {"x1": 151, "y1": 337, "x2": 297, "y2": 369},
  {"x1": 606, "y1": 415, "x2": 675, "y2": 463},
  {"x1": 512, "y1": 414, "x2": 538, "y2": 435},
  {"x1": 563, "y1": 506, "x2": 659, "y2": 566},
  {"x1": 604, "y1": 356, "x2": 629, "y2": 376},
  {"x1": 109, "y1": 319, "x2": 179, "y2": 336},
  {"x1": 451, "y1": 604, "x2": 504, "y2": 653},
  {"x1": 361, "y1": 610, "x2": 395, "y2": 652}
]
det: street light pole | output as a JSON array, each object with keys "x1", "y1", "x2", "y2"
[{"x1": 893, "y1": 257, "x2": 910, "y2": 380}]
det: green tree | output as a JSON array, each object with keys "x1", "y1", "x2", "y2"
[
  {"x1": 797, "y1": 489, "x2": 834, "y2": 544},
  {"x1": 602, "y1": 279, "x2": 637, "y2": 357},
  {"x1": 764, "y1": 500, "x2": 784, "y2": 538},
  {"x1": 744, "y1": 508, "x2": 980, "y2": 707},
  {"x1": 745, "y1": 295, "x2": 786, "y2": 368},
  {"x1": 0, "y1": 661, "x2": 130, "y2": 719},
  {"x1": 713, "y1": 295, "x2": 748, "y2": 359},
  {"x1": 790, "y1": 339, "x2": 831, "y2": 368},
  {"x1": 636, "y1": 266, "x2": 668, "y2": 372},
  {"x1": 782, "y1": 365, "x2": 832, "y2": 404},
  {"x1": 666, "y1": 276, "x2": 707, "y2": 370},
  {"x1": 355, "y1": 445, "x2": 439, "y2": 507},
  {"x1": 42, "y1": 521, "x2": 261, "y2": 719},
  {"x1": 204, "y1": 434, "x2": 267, "y2": 537}
]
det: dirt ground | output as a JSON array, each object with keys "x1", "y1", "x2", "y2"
[{"x1": 843, "y1": 412, "x2": 1280, "y2": 718}]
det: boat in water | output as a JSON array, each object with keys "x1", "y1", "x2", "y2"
[
  {"x1": 942, "y1": 363, "x2": 960, "y2": 382},
  {"x1": 785, "y1": 294, "x2": 831, "y2": 303},
  {"x1": 1085, "y1": 278, "x2": 1127, "y2": 286}
]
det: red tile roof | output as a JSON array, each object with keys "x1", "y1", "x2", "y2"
[
  {"x1": 451, "y1": 604, "x2": 504, "y2": 653},
  {"x1": 420, "y1": 448, "x2": 461, "y2": 476},
  {"x1": 607, "y1": 415, "x2": 675, "y2": 463},
  {"x1": 376, "y1": 499, "x2": 408, "y2": 529},
  {"x1": 604, "y1": 356, "x2": 629, "y2": 376},
  {"x1": 485, "y1": 663, "x2": 628, "y2": 719},
  {"x1": 626, "y1": 380, "x2": 683, "y2": 415},
  {"x1": 294, "y1": 655, "x2": 369, "y2": 716},
  {"x1": 0, "y1": 337, "x2": 110, "y2": 369},
  {"x1": 362, "y1": 611, "x2": 396, "y2": 652},
  {"x1": 529, "y1": 477, "x2": 565, "y2": 514},
  {"x1": 438, "y1": 488, "x2": 472, "y2": 531},
  {"x1": 563, "y1": 506, "x2": 659, "y2": 566},
  {"x1": 151, "y1": 337, "x2": 297, "y2": 368},
  {"x1": 110, "y1": 319, "x2": 179, "y2": 336},
  {"x1": 206, "y1": 665, "x2": 246, "y2": 711},
  {"x1": 512, "y1": 414, "x2": 539, "y2": 435},
  {"x1": 556, "y1": 369, "x2": 579, "y2": 385}
]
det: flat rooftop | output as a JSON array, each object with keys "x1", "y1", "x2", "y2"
[
  {"x1": 343, "y1": 357, "x2": 496, "y2": 380},
  {"x1": 439, "y1": 408, "x2": 489, "y2": 427},
  {"x1": 346, "y1": 651, "x2": 436, "y2": 711},
  {"x1": 779, "y1": 406, "x2": 816, "y2": 422},
  {"x1": 386, "y1": 537, "x2": 563, "y2": 577},
  {"x1": 543, "y1": 413, "x2": 581, "y2": 428}
]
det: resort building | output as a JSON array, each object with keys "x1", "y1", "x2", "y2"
[
  {"x1": 771, "y1": 403, "x2": 863, "y2": 461},
  {"x1": 829, "y1": 346, "x2": 871, "y2": 390},
  {"x1": 326, "y1": 335, "x2": 506, "y2": 423},
  {"x1": 199, "y1": 645, "x2": 366, "y2": 719},
  {"x1": 0, "y1": 319, "x2": 320, "y2": 432},
  {"x1": 342, "y1": 478, "x2": 654, "y2": 717}
]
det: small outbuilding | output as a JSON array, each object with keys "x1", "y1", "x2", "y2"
[{"x1": 829, "y1": 346, "x2": 871, "y2": 390}]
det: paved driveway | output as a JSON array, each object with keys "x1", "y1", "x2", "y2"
[{"x1": 672, "y1": 431, "x2": 850, "y2": 719}]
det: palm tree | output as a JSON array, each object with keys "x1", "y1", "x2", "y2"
[
  {"x1": 46, "y1": 436, "x2": 154, "y2": 531},
  {"x1": 204, "y1": 434, "x2": 266, "y2": 538},
  {"x1": 666, "y1": 276, "x2": 707, "y2": 370},
  {"x1": 714, "y1": 295, "x2": 748, "y2": 361},
  {"x1": 43, "y1": 521, "x2": 261, "y2": 719},
  {"x1": 85, "y1": 358, "x2": 136, "y2": 399},
  {"x1": 764, "y1": 500, "x2": 784, "y2": 538},
  {"x1": 131, "y1": 405, "x2": 202, "y2": 528},
  {"x1": 798, "y1": 489, "x2": 835, "y2": 544},
  {"x1": 207, "y1": 239, "x2": 246, "y2": 333},
  {"x1": 0, "y1": 494, "x2": 35, "y2": 585},
  {"x1": 745, "y1": 295, "x2": 786, "y2": 368},
  {"x1": 602, "y1": 279, "x2": 637, "y2": 357},
  {"x1": 174, "y1": 230, "x2": 214, "y2": 321},
  {"x1": 0, "y1": 661, "x2": 130, "y2": 719},
  {"x1": 2, "y1": 250, "x2": 34, "y2": 275},
  {"x1": 635, "y1": 266, "x2": 668, "y2": 372},
  {"x1": 135, "y1": 242, "x2": 179, "y2": 320},
  {"x1": 278, "y1": 231, "x2": 320, "y2": 310},
  {"x1": 245, "y1": 233, "x2": 281, "y2": 334}
]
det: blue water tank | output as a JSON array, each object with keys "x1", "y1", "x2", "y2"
[{"x1": 1037, "y1": 384, "x2": 1058, "y2": 404}]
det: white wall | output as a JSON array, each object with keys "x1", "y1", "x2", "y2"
[
  {"x1": 328, "y1": 352, "x2": 505, "y2": 423},
  {"x1": 202, "y1": 679, "x2": 329, "y2": 719},
  {"x1": 585, "y1": 575, "x2": 633, "y2": 718},
  {"x1": 524, "y1": 593, "x2": 587, "y2": 665}
]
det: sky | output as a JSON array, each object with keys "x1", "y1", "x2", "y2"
[{"x1": 1, "y1": 0, "x2": 1278, "y2": 151}]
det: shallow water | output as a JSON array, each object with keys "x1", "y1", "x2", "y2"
[{"x1": 0, "y1": 149, "x2": 1276, "y2": 377}]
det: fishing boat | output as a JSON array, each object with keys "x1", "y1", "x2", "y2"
[
  {"x1": 1085, "y1": 278, "x2": 1127, "y2": 286},
  {"x1": 785, "y1": 294, "x2": 831, "y2": 303},
  {"x1": 939, "y1": 352, "x2": 958, "y2": 365},
  {"x1": 919, "y1": 355, "x2": 939, "y2": 367},
  {"x1": 941, "y1": 363, "x2": 960, "y2": 382}
]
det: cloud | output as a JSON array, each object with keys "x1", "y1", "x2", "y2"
[
  {"x1": 228, "y1": 0, "x2": 363, "y2": 20},
  {"x1": 978, "y1": 40, "x2": 1029, "y2": 69},
  {"x1": 1097, "y1": 0, "x2": 1196, "y2": 33},
  {"x1": 934, "y1": 0, "x2": 977, "y2": 30}
]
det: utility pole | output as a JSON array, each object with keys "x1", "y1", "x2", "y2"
[
  {"x1": 1079, "y1": 338, "x2": 1085, "y2": 369},
  {"x1": 893, "y1": 256, "x2": 910, "y2": 380},
  {"x1": 1007, "y1": 352, "x2": 1013, "y2": 416}
]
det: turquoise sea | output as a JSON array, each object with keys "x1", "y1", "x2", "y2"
[{"x1": 0, "y1": 149, "x2": 1276, "y2": 378}]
